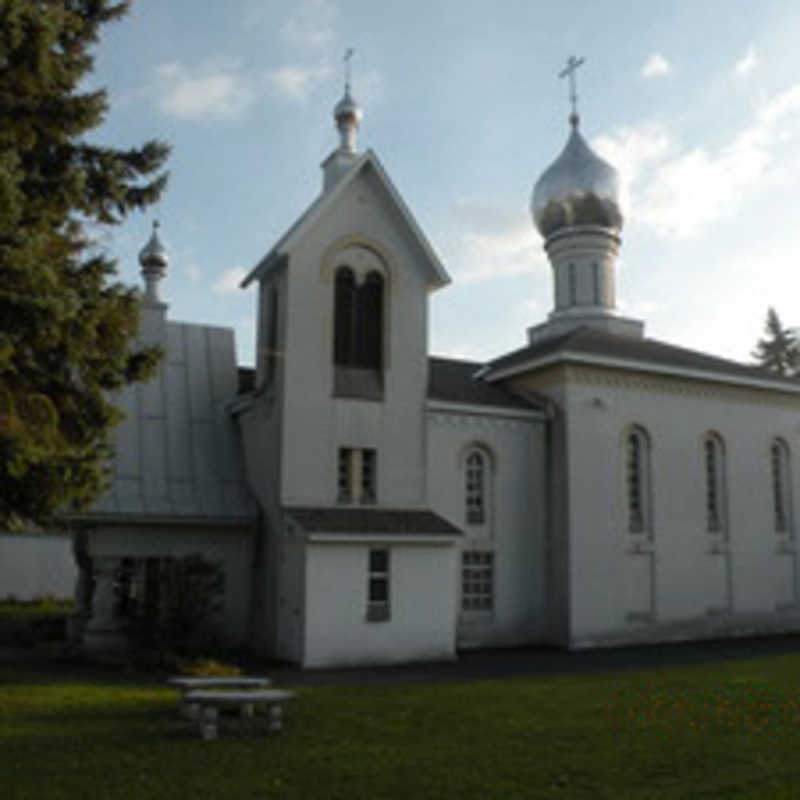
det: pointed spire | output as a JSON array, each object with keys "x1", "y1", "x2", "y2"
[{"x1": 139, "y1": 220, "x2": 168, "y2": 305}]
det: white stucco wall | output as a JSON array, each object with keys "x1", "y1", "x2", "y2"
[
  {"x1": 425, "y1": 408, "x2": 549, "y2": 648},
  {"x1": 302, "y1": 540, "x2": 459, "y2": 668},
  {"x1": 275, "y1": 525, "x2": 306, "y2": 663},
  {"x1": 0, "y1": 532, "x2": 77, "y2": 600},
  {"x1": 519, "y1": 364, "x2": 800, "y2": 647},
  {"x1": 88, "y1": 524, "x2": 253, "y2": 644}
]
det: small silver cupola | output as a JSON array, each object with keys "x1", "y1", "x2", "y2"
[
  {"x1": 531, "y1": 125, "x2": 622, "y2": 238},
  {"x1": 139, "y1": 220, "x2": 168, "y2": 305},
  {"x1": 322, "y1": 49, "x2": 363, "y2": 191}
]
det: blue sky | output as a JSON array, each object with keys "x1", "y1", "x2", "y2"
[{"x1": 89, "y1": 0, "x2": 800, "y2": 366}]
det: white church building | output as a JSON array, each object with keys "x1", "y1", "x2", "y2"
[{"x1": 66, "y1": 79, "x2": 800, "y2": 668}]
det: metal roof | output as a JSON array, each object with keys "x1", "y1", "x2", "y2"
[
  {"x1": 285, "y1": 507, "x2": 461, "y2": 535},
  {"x1": 482, "y1": 326, "x2": 800, "y2": 392},
  {"x1": 427, "y1": 357, "x2": 539, "y2": 410}
]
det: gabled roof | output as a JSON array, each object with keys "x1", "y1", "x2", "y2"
[
  {"x1": 90, "y1": 321, "x2": 258, "y2": 520},
  {"x1": 285, "y1": 507, "x2": 461, "y2": 535},
  {"x1": 427, "y1": 357, "x2": 540, "y2": 411},
  {"x1": 241, "y1": 149, "x2": 450, "y2": 289},
  {"x1": 481, "y1": 326, "x2": 800, "y2": 394}
]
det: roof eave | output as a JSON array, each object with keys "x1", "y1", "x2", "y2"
[
  {"x1": 425, "y1": 398, "x2": 546, "y2": 420},
  {"x1": 306, "y1": 532, "x2": 461, "y2": 544},
  {"x1": 484, "y1": 349, "x2": 800, "y2": 394},
  {"x1": 241, "y1": 149, "x2": 451, "y2": 289}
]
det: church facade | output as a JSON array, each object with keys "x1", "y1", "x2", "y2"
[{"x1": 74, "y1": 83, "x2": 800, "y2": 667}]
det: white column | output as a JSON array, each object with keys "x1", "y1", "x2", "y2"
[{"x1": 84, "y1": 556, "x2": 128, "y2": 653}]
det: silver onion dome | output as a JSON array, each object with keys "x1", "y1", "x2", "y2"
[
  {"x1": 334, "y1": 87, "x2": 363, "y2": 126},
  {"x1": 531, "y1": 124, "x2": 622, "y2": 238},
  {"x1": 138, "y1": 221, "x2": 168, "y2": 269}
]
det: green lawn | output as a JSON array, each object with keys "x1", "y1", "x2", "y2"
[
  {"x1": 3, "y1": 653, "x2": 800, "y2": 799},
  {"x1": 0, "y1": 598, "x2": 74, "y2": 620}
]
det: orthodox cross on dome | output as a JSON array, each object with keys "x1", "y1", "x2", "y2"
[
  {"x1": 558, "y1": 55, "x2": 585, "y2": 127},
  {"x1": 344, "y1": 47, "x2": 355, "y2": 92}
]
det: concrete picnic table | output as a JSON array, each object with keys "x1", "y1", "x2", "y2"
[
  {"x1": 167, "y1": 675, "x2": 271, "y2": 717},
  {"x1": 183, "y1": 688, "x2": 296, "y2": 740}
]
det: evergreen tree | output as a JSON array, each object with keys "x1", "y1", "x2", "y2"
[
  {"x1": 752, "y1": 307, "x2": 799, "y2": 377},
  {"x1": 0, "y1": 1, "x2": 169, "y2": 529}
]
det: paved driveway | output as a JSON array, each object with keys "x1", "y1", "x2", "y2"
[{"x1": 271, "y1": 634, "x2": 800, "y2": 687}]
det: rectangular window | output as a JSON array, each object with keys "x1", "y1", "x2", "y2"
[
  {"x1": 361, "y1": 449, "x2": 376, "y2": 504},
  {"x1": 337, "y1": 448, "x2": 377, "y2": 505},
  {"x1": 337, "y1": 448, "x2": 353, "y2": 504},
  {"x1": 461, "y1": 550, "x2": 494, "y2": 612},
  {"x1": 367, "y1": 548, "x2": 390, "y2": 622}
]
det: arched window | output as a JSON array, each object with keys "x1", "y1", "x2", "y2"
[
  {"x1": 703, "y1": 433, "x2": 727, "y2": 534},
  {"x1": 568, "y1": 263, "x2": 577, "y2": 305},
  {"x1": 466, "y1": 450, "x2": 486, "y2": 525},
  {"x1": 333, "y1": 267, "x2": 383, "y2": 371},
  {"x1": 592, "y1": 262, "x2": 601, "y2": 305},
  {"x1": 334, "y1": 267, "x2": 356, "y2": 366},
  {"x1": 771, "y1": 438, "x2": 792, "y2": 534},
  {"x1": 358, "y1": 271, "x2": 383, "y2": 370},
  {"x1": 626, "y1": 426, "x2": 651, "y2": 534}
]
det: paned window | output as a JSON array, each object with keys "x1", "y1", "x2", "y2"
[
  {"x1": 704, "y1": 434, "x2": 726, "y2": 534},
  {"x1": 626, "y1": 427, "x2": 651, "y2": 534},
  {"x1": 337, "y1": 447, "x2": 377, "y2": 505},
  {"x1": 361, "y1": 449, "x2": 376, "y2": 504},
  {"x1": 461, "y1": 551, "x2": 494, "y2": 612},
  {"x1": 592, "y1": 262, "x2": 601, "y2": 305},
  {"x1": 337, "y1": 448, "x2": 353, "y2": 504},
  {"x1": 367, "y1": 548, "x2": 390, "y2": 621},
  {"x1": 771, "y1": 439, "x2": 792, "y2": 534},
  {"x1": 466, "y1": 451, "x2": 486, "y2": 525}
]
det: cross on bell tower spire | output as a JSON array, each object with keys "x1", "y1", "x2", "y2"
[
  {"x1": 559, "y1": 55, "x2": 585, "y2": 128},
  {"x1": 344, "y1": 47, "x2": 354, "y2": 92}
]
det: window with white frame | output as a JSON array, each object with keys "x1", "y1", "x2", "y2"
[
  {"x1": 366, "y1": 548, "x2": 390, "y2": 621},
  {"x1": 703, "y1": 433, "x2": 726, "y2": 534},
  {"x1": 626, "y1": 426, "x2": 651, "y2": 534},
  {"x1": 465, "y1": 450, "x2": 486, "y2": 525},
  {"x1": 771, "y1": 438, "x2": 792, "y2": 534},
  {"x1": 338, "y1": 448, "x2": 377, "y2": 505},
  {"x1": 461, "y1": 550, "x2": 494, "y2": 612}
]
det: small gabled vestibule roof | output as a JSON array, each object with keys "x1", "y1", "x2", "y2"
[
  {"x1": 240, "y1": 149, "x2": 450, "y2": 290},
  {"x1": 284, "y1": 507, "x2": 462, "y2": 539}
]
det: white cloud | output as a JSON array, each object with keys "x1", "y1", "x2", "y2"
[
  {"x1": 264, "y1": 64, "x2": 332, "y2": 102},
  {"x1": 595, "y1": 83, "x2": 800, "y2": 238},
  {"x1": 446, "y1": 199, "x2": 544, "y2": 283},
  {"x1": 593, "y1": 123, "x2": 672, "y2": 216},
  {"x1": 735, "y1": 45, "x2": 759, "y2": 76},
  {"x1": 185, "y1": 263, "x2": 201, "y2": 284},
  {"x1": 153, "y1": 60, "x2": 255, "y2": 121},
  {"x1": 638, "y1": 136, "x2": 769, "y2": 237},
  {"x1": 641, "y1": 53, "x2": 672, "y2": 78},
  {"x1": 213, "y1": 266, "x2": 248, "y2": 294},
  {"x1": 280, "y1": 0, "x2": 338, "y2": 48}
]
